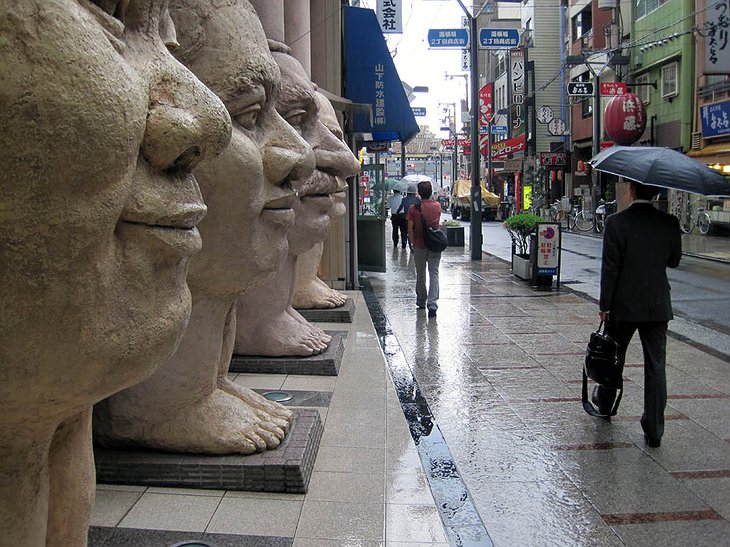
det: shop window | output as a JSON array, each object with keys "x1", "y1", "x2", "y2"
[
  {"x1": 662, "y1": 62, "x2": 678, "y2": 99},
  {"x1": 572, "y1": 9, "x2": 592, "y2": 42}
]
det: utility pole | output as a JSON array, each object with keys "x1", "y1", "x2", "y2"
[
  {"x1": 455, "y1": 0, "x2": 489, "y2": 260},
  {"x1": 591, "y1": 71, "x2": 601, "y2": 210}
]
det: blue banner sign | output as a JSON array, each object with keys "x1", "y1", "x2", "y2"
[
  {"x1": 412, "y1": 107, "x2": 427, "y2": 116},
  {"x1": 428, "y1": 28, "x2": 469, "y2": 48},
  {"x1": 490, "y1": 125, "x2": 508, "y2": 134},
  {"x1": 700, "y1": 99, "x2": 730, "y2": 139},
  {"x1": 479, "y1": 28, "x2": 519, "y2": 49}
]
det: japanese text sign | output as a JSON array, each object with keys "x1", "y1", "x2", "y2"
[
  {"x1": 600, "y1": 82, "x2": 627, "y2": 96},
  {"x1": 701, "y1": 99, "x2": 730, "y2": 138},
  {"x1": 377, "y1": 0, "x2": 402, "y2": 34},
  {"x1": 537, "y1": 223, "x2": 560, "y2": 276},
  {"x1": 706, "y1": 0, "x2": 730, "y2": 74},
  {"x1": 428, "y1": 29, "x2": 469, "y2": 48}
]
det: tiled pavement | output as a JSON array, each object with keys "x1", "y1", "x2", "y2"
[{"x1": 92, "y1": 238, "x2": 729, "y2": 545}]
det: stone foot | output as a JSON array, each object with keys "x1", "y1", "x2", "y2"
[
  {"x1": 288, "y1": 308, "x2": 332, "y2": 346},
  {"x1": 220, "y1": 377, "x2": 293, "y2": 424},
  {"x1": 237, "y1": 311, "x2": 329, "y2": 357},
  {"x1": 98, "y1": 388, "x2": 289, "y2": 455}
]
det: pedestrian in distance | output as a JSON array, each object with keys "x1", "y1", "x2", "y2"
[
  {"x1": 399, "y1": 186, "x2": 420, "y2": 250},
  {"x1": 407, "y1": 180, "x2": 442, "y2": 317},
  {"x1": 388, "y1": 189, "x2": 407, "y2": 248},
  {"x1": 595, "y1": 178, "x2": 682, "y2": 448}
]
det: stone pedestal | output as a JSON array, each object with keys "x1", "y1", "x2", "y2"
[
  {"x1": 94, "y1": 409, "x2": 322, "y2": 493},
  {"x1": 296, "y1": 297, "x2": 355, "y2": 323},
  {"x1": 230, "y1": 332, "x2": 345, "y2": 376}
]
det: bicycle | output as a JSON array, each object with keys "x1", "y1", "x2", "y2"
[
  {"x1": 673, "y1": 192, "x2": 711, "y2": 235},
  {"x1": 548, "y1": 196, "x2": 572, "y2": 228},
  {"x1": 594, "y1": 199, "x2": 617, "y2": 233},
  {"x1": 574, "y1": 207, "x2": 596, "y2": 232}
]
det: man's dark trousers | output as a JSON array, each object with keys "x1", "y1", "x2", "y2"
[
  {"x1": 596, "y1": 320, "x2": 668, "y2": 440},
  {"x1": 391, "y1": 213, "x2": 406, "y2": 246}
]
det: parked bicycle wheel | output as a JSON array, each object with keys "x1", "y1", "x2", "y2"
[
  {"x1": 698, "y1": 211, "x2": 711, "y2": 235},
  {"x1": 679, "y1": 214, "x2": 694, "y2": 234},
  {"x1": 567, "y1": 209, "x2": 578, "y2": 230},
  {"x1": 575, "y1": 210, "x2": 594, "y2": 232},
  {"x1": 595, "y1": 215, "x2": 605, "y2": 233}
]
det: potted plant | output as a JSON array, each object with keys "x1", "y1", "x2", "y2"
[
  {"x1": 503, "y1": 213, "x2": 542, "y2": 280},
  {"x1": 443, "y1": 219, "x2": 464, "y2": 246}
]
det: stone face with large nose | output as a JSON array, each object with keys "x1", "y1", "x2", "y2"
[
  {"x1": 92, "y1": 0, "x2": 314, "y2": 458},
  {"x1": 0, "y1": 1, "x2": 232, "y2": 546}
]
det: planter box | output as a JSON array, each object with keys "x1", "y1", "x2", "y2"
[
  {"x1": 511, "y1": 253, "x2": 532, "y2": 280},
  {"x1": 446, "y1": 226, "x2": 464, "y2": 246}
]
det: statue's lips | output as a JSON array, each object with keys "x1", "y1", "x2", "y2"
[
  {"x1": 261, "y1": 186, "x2": 296, "y2": 229},
  {"x1": 299, "y1": 194, "x2": 333, "y2": 213},
  {"x1": 118, "y1": 173, "x2": 207, "y2": 258}
]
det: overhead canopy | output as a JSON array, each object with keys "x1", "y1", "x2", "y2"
[{"x1": 342, "y1": 6, "x2": 420, "y2": 144}]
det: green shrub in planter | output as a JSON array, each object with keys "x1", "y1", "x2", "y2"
[
  {"x1": 443, "y1": 220, "x2": 461, "y2": 227},
  {"x1": 503, "y1": 213, "x2": 543, "y2": 255}
]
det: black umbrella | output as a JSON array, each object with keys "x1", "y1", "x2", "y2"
[{"x1": 589, "y1": 146, "x2": 730, "y2": 197}]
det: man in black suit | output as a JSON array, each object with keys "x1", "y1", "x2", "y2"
[{"x1": 595, "y1": 179, "x2": 682, "y2": 448}]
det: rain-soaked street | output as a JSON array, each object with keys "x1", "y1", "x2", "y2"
[{"x1": 365, "y1": 230, "x2": 730, "y2": 545}]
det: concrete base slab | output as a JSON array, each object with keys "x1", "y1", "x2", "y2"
[
  {"x1": 94, "y1": 409, "x2": 323, "y2": 493},
  {"x1": 229, "y1": 333, "x2": 345, "y2": 375},
  {"x1": 89, "y1": 527, "x2": 290, "y2": 547},
  {"x1": 296, "y1": 297, "x2": 355, "y2": 323}
]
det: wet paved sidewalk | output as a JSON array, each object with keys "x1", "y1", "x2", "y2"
[
  {"x1": 367, "y1": 239, "x2": 730, "y2": 545},
  {"x1": 91, "y1": 238, "x2": 729, "y2": 545}
]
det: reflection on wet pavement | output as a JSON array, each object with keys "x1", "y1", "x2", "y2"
[
  {"x1": 362, "y1": 281, "x2": 494, "y2": 546},
  {"x1": 365, "y1": 240, "x2": 730, "y2": 546}
]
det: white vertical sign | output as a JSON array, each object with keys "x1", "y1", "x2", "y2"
[
  {"x1": 706, "y1": 0, "x2": 730, "y2": 74},
  {"x1": 377, "y1": 0, "x2": 402, "y2": 34},
  {"x1": 461, "y1": 16, "x2": 470, "y2": 70}
]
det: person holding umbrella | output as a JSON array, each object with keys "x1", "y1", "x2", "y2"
[
  {"x1": 595, "y1": 177, "x2": 682, "y2": 448},
  {"x1": 388, "y1": 189, "x2": 407, "y2": 248}
]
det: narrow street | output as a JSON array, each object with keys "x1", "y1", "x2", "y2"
[{"x1": 455, "y1": 219, "x2": 730, "y2": 360}]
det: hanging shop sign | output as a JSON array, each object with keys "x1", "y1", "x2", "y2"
[
  {"x1": 600, "y1": 81, "x2": 627, "y2": 97},
  {"x1": 479, "y1": 83, "x2": 493, "y2": 128},
  {"x1": 604, "y1": 92, "x2": 646, "y2": 145},
  {"x1": 705, "y1": 0, "x2": 730, "y2": 74},
  {"x1": 539, "y1": 152, "x2": 568, "y2": 167},
  {"x1": 376, "y1": 0, "x2": 402, "y2": 33},
  {"x1": 700, "y1": 99, "x2": 730, "y2": 139},
  {"x1": 509, "y1": 49, "x2": 525, "y2": 140}
]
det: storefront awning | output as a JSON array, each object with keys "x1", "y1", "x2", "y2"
[
  {"x1": 342, "y1": 6, "x2": 420, "y2": 144},
  {"x1": 687, "y1": 141, "x2": 730, "y2": 165}
]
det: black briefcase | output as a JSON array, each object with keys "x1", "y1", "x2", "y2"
[{"x1": 582, "y1": 320, "x2": 623, "y2": 418}]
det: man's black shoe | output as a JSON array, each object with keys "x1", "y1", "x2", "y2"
[
  {"x1": 428, "y1": 309, "x2": 437, "y2": 317},
  {"x1": 592, "y1": 386, "x2": 612, "y2": 416},
  {"x1": 644, "y1": 435, "x2": 661, "y2": 448}
]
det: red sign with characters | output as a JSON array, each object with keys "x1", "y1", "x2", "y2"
[
  {"x1": 539, "y1": 152, "x2": 568, "y2": 167},
  {"x1": 441, "y1": 138, "x2": 454, "y2": 146},
  {"x1": 603, "y1": 92, "x2": 646, "y2": 145},
  {"x1": 600, "y1": 81, "x2": 627, "y2": 96},
  {"x1": 479, "y1": 83, "x2": 493, "y2": 128}
]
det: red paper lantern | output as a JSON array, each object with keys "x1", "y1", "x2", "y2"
[{"x1": 604, "y1": 92, "x2": 647, "y2": 145}]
